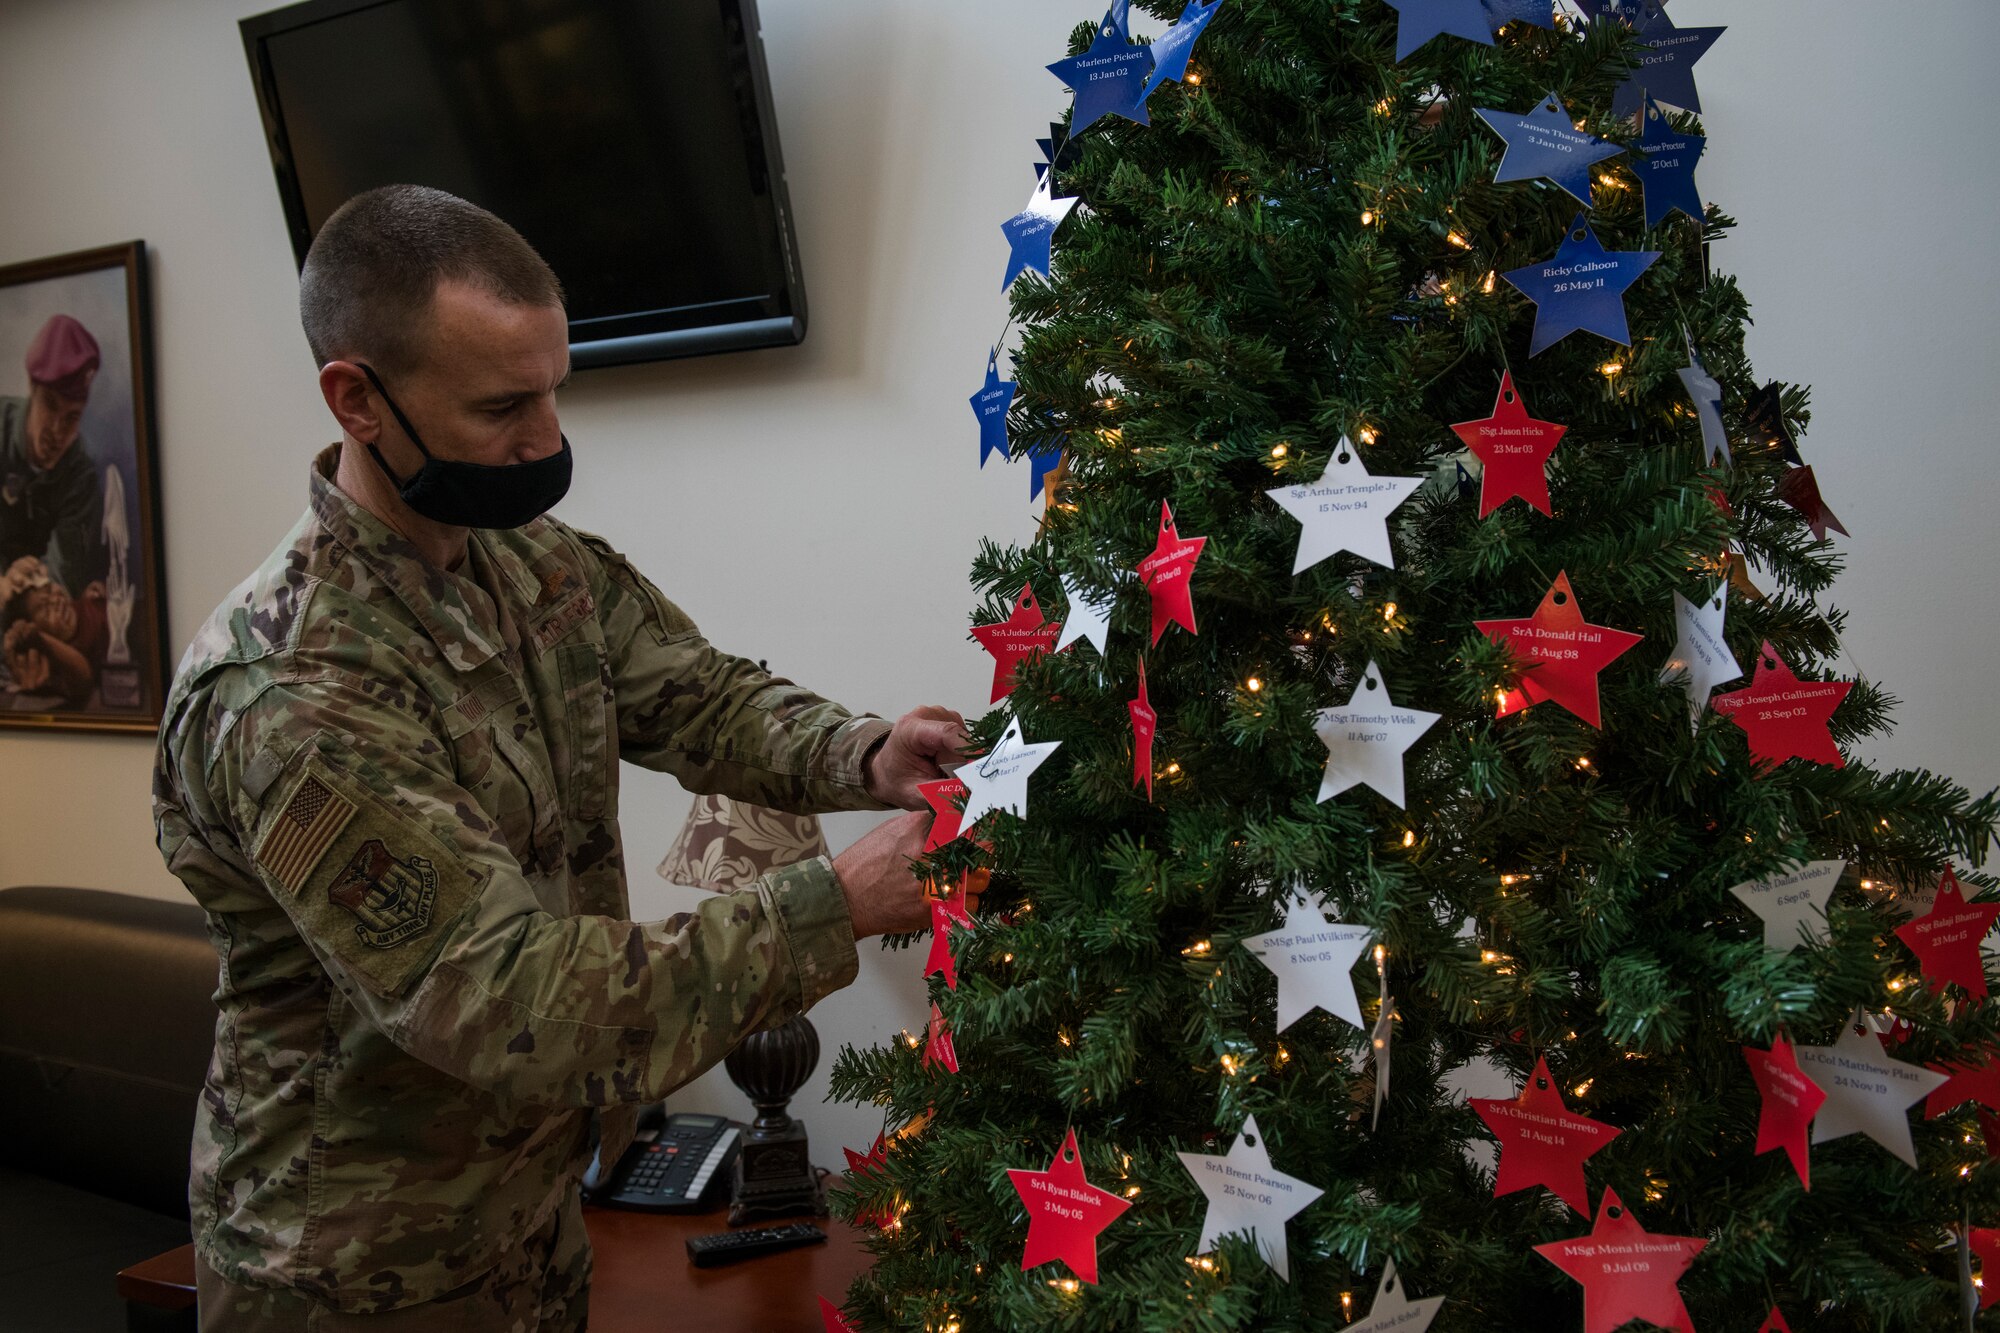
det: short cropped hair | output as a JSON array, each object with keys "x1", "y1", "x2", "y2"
[{"x1": 299, "y1": 185, "x2": 564, "y2": 374}]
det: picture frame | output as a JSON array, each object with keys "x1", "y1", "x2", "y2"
[{"x1": 0, "y1": 240, "x2": 167, "y2": 733}]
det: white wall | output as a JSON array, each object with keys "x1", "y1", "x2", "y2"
[{"x1": 0, "y1": 0, "x2": 1993, "y2": 1154}]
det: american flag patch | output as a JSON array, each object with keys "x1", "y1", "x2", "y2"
[{"x1": 257, "y1": 772, "x2": 357, "y2": 895}]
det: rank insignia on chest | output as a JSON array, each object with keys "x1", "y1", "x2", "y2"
[{"x1": 328, "y1": 838, "x2": 439, "y2": 949}]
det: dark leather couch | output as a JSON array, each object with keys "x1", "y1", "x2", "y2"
[{"x1": 0, "y1": 885, "x2": 215, "y2": 1332}]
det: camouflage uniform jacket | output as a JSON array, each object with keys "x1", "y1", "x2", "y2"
[{"x1": 153, "y1": 446, "x2": 891, "y2": 1310}]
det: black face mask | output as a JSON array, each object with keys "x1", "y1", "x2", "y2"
[{"x1": 357, "y1": 363, "x2": 572, "y2": 529}]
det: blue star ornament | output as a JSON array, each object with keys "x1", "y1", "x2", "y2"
[
  {"x1": 1502, "y1": 214, "x2": 1661, "y2": 355},
  {"x1": 970, "y1": 350, "x2": 1017, "y2": 468},
  {"x1": 1027, "y1": 439, "x2": 1066, "y2": 500},
  {"x1": 1482, "y1": 0, "x2": 1556, "y2": 29},
  {"x1": 1611, "y1": 9, "x2": 1725, "y2": 116},
  {"x1": 1574, "y1": 0, "x2": 1662, "y2": 23},
  {"x1": 1048, "y1": 6, "x2": 1155, "y2": 131},
  {"x1": 1140, "y1": 0, "x2": 1224, "y2": 98},
  {"x1": 1637, "y1": 97, "x2": 1703, "y2": 228},
  {"x1": 1383, "y1": 0, "x2": 1494, "y2": 62},
  {"x1": 1002, "y1": 174, "x2": 1079, "y2": 290},
  {"x1": 1476, "y1": 92, "x2": 1624, "y2": 208}
]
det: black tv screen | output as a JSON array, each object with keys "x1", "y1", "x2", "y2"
[{"x1": 241, "y1": 0, "x2": 806, "y2": 369}]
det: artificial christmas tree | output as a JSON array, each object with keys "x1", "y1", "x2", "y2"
[{"x1": 829, "y1": 2, "x2": 2000, "y2": 1328}]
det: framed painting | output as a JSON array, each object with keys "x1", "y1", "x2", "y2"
[{"x1": 0, "y1": 241, "x2": 166, "y2": 733}]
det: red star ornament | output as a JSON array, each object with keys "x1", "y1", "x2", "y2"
[
  {"x1": 1711, "y1": 642, "x2": 1853, "y2": 770},
  {"x1": 1006, "y1": 1128, "x2": 1132, "y2": 1285},
  {"x1": 842, "y1": 1133, "x2": 895, "y2": 1230},
  {"x1": 1758, "y1": 1308, "x2": 1793, "y2": 1333},
  {"x1": 1452, "y1": 371, "x2": 1567, "y2": 517},
  {"x1": 1973, "y1": 1229, "x2": 2000, "y2": 1311},
  {"x1": 1535, "y1": 1188, "x2": 1706, "y2": 1333},
  {"x1": 1927, "y1": 1045, "x2": 2000, "y2": 1119},
  {"x1": 1895, "y1": 867, "x2": 2000, "y2": 997},
  {"x1": 918, "y1": 777, "x2": 967, "y2": 852},
  {"x1": 1128, "y1": 654, "x2": 1158, "y2": 799},
  {"x1": 1475, "y1": 572, "x2": 1642, "y2": 727},
  {"x1": 923, "y1": 899, "x2": 961, "y2": 990},
  {"x1": 935, "y1": 871, "x2": 978, "y2": 929},
  {"x1": 1743, "y1": 1033, "x2": 1827, "y2": 1189},
  {"x1": 1135, "y1": 501, "x2": 1207, "y2": 644},
  {"x1": 971, "y1": 582, "x2": 1062, "y2": 703},
  {"x1": 1777, "y1": 464, "x2": 1849, "y2": 542},
  {"x1": 1470, "y1": 1055, "x2": 1621, "y2": 1213},
  {"x1": 818, "y1": 1295, "x2": 860, "y2": 1331},
  {"x1": 923, "y1": 1002, "x2": 959, "y2": 1074}
]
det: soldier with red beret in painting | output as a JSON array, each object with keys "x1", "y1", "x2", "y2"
[{"x1": 0, "y1": 313, "x2": 109, "y2": 598}]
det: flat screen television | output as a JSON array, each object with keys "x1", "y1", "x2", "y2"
[{"x1": 240, "y1": 0, "x2": 806, "y2": 369}]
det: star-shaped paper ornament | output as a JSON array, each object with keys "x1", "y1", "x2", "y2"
[
  {"x1": 1007, "y1": 1128, "x2": 1132, "y2": 1285},
  {"x1": 918, "y1": 776, "x2": 967, "y2": 852},
  {"x1": 1795, "y1": 1007, "x2": 1949, "y2": 1168},
  {"x1": 1638, "y1": 98, "x2": 1704, "y2": 229},
  {"x1": 1711, "y1": 642, "x2": 1853, "y2": 770},
  {"x1": 1971, "y1": 1228, "x2": 2000, "y2": 1310},
  {"x1": 1471, "y1": 1055, "x2": 1621, "y2": 1213},
  {"x1": 1535, "y1": 1189, "x2": 1705, "y2": 1333},
  {"x1": 1451, "y1": 372, "x2": 1566, "y2": 517},
  {"x1": 1744, "y1": 382, "x2": 1804, "y2": 464},
  {"x1": 1482, "y1": 0, "x2": 1556, "y2": 30},
  {"x1": 922, "y1": 1001, "x2": 959, "y2": 1074},
  {"x1": 1128, "y1": 654, "x2": 1158, "y2": 799},
  {"x1": 1503, "y1": 215, "x2": 1660, "y2": 356},
  {"x1": 1744, "y1": 1034, "x2": 1827, "y2": 1189},
  {"x1": 1723, "y1": 548, "x2": 1766, "y2": 602},
  {"x1": 957, "y1": 717, "x2": 1063, "y2": 830},
  {"x1": 1135, "y1": 500, "x2": 1207, "y2": 643},
  {"x1": 1926, "y1": 1046, "x2": 2000, "y2": 1120},
  {"x1": 971, "y1": 583, "x2": 1062, "y2": 704},
  {"x1": 924, "y1": 898, "x2": 961, "y2": 990},
  {"x1": 1660, "y1": 587, "x2": 1742, "y2": 726},
  {"x1": 1313, "y1": 660, "x2": 1440, "y2": 809},
  {"x1": 1382, "y1": 0, "x2": 1495, "y2": 62},
  {"x1": 1573, "y1": 0, "x2": 1661, "y2": 22},
  {"x1": 1055, "y1": 572, "x2": 1114, "y2": 656},
  {"x1": 1048, "y1": 6, "x2": 1154, "y2": 131},
  {"x1": 1776, "y1": 465, "x2": 1848, "y2": 542},
  {"x1": 1002, "y1": 173, "x2": 1079, "y2": 290},
  {"x1": 1475, "y1": 92, "x2": 1624, "y2": 208},
  {"x1": 1894, "y1": 867, "x2": 2000, "y2": 997},
  {"x1": 1677, "y1": 345, "x2": 1730, "y2": 467},
  {"x1": 1139, "y1": 0, "x2": 1224, "y2": 99},
  {"x1": 1035, "y1": 119, "x2": 1084, "y2": 182},
  {"x1": 1242, "y1": 893, "x2": 1373, "y2": 1031},
  {"x1": 936, "y1": 871, "x2": 979, "y2": 930},
  {"x1": 1611, "y1": 9, "x2": 1726, "y2": 116},
  {"x1": 818, "y1": 1295, "x2": 859, "y2": 1332},
  {"x1": 1027, "y1": 438, "x2": 1067, "y2": 501},
  {"x1": 1727, "y1": 859, "x2": 1845, "y2": 953},
  {"x1": 971, "y1": 349, "x2": 1017, "y2": 468},
  {"x1": 841, "y1": 1133, "x2": 895, "y2": 1230},
  {"x1": 1477, "y1": 571, "x2": 1643, "y2": 727},
  {"x1": 1369, "y1": 997, "x2": 1397, "y2": 1130},
  {"x1": 1265, "y1": 437, "x2": 1422, "y2": 572},
  {"x1": 1177, "y1": 1114, "x2": 1325, "y2": 1281},
  {"x1": 1341, "y1": 1258, "x2": 1444, "y2": 1333},
  {"x1": 1759, "y1": 1310, "x2": 1794, "y2": 1333}
]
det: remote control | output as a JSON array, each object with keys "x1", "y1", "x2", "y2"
[{"x1": 684, "y1": 1221, "x2": 828, "y2": 1268}]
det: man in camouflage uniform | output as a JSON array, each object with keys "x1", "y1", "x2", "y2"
[{"x1": 153, "y1": 186, "x2": 956, "y2": 1330}]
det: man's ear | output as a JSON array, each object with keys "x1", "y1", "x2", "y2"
[{"x1": 319, "y1": 361, "x2": 381, "y2": 443}]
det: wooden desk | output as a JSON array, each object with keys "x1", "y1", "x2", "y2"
[{"x1": 117, "y1": 1207, "x2": 874, "y2": 1330}]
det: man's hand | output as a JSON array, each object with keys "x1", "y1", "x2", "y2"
[
  {"x1": 864, "y1": 706, "x2": 968, "y2": 810},
  {"x1": 832, "y1": 811, "x2": 933, "y2": 939}
]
